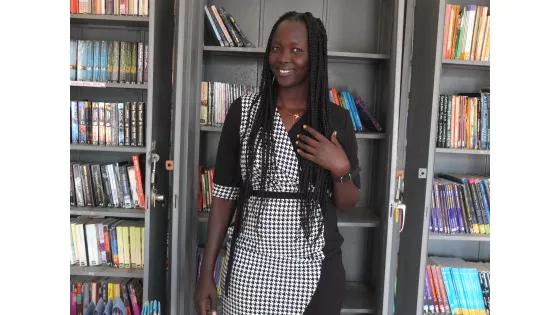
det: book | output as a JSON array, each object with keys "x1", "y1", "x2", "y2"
[
  {"x1": 70, "y1": 39, "x2": 148, "y2": 85},
  {"x1": 430, "y1": 174, "x2": 490, "y2": 235},
  {"x1": 70, "y1": 276, "x2": 143, "y2": 315},
  {"x1": 436, "y1": 92, "x2": 490, "y2": 150},
  {"x1": 442, "y1": 4, "x2": 490, "y2": 61},
  {"x1": 203, "y1": 5, "x2": 254, "y2": 47},
  {"x1": 70, "y1": 156, "x2": 146, "y2": 210},
  {"x1": 424, "y1": 256, "x2": 490, "y2": 315},
  {"x1": 328, "y1": 87, "x2": 382, "y2": 133},
  {"x1": 200, "y1": 81, "x2": 257, "y2": 127},
  {"x1": 70, "y1": 101, "x2": 145, "y2": 147},
  {"x1": 71, "y1": 0, "x2": 149, "y2": 16},
  {"x1": 70, "y1": 215, "x2": 145, "y2": 269}
]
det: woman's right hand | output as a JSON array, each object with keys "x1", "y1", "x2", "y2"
[{"x1": 194, "y1": 275, "x2": 218, "y2": 315}]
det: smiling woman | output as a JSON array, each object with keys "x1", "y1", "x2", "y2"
[{"x1": 194, "y1": 11, "x2": 361, "y2": 315}]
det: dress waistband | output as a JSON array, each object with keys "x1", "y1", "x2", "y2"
[{"x1": 248, "y1": 189, "x2": 300, "y2": 199}]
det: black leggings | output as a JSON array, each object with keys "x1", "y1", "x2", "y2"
[{"x1": 303, "y1": 252, "x2": 346, "y2": 315}]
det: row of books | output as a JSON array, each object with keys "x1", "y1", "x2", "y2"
[
  {"x1": 200, "y1": 82, "x2": 257, "y2": 127},
  {"x1": 70, "y1": 216, "x2": 145, "y2": 268},
  {"x1": 204, "y1": 5, "x2": 254, "y2": 47},
  {"x1": 197, "y1": 167, "x2": 215, "y2": 212},
  {"x1": 431, "y1": 174, "x2": 490, "y2": 235},
  {"x1": 70, "y1": 39, "x2": 148, "y2": 84},
  {"x1": 195, "y1": 249, "x2": 227, "y2": 297},
  {"x1": 436, "y1": 92, "x2": 490, "y2": 150},
  {"x1": 329, "y1": 88, "x2": 383, "y2": 133},
  {"x1": 442, "y1": 5, "x2": 490, "y2": 61},
  {"x1": 70, "y1": 276, "x2": 143, "y2": 315},
  {"x1": 424, "y1": 257, "x2": 490, "y2": 315},
  {"x1": 70, "y1": 157, "x2": 146, "y2": 209},
  {"x1": 71, "y1": 101, "x2": 145, "y2": 147},
  {"x1": 70, "y1": 0, "x2": 149, "y2": 16}
]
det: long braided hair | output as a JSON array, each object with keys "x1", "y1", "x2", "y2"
[
  {"x1": 225, "y1": 11, "x2": 331, "y2": 296},
  {"x1": 244, "y1": 11, "x2": 332, "y2": 238}
]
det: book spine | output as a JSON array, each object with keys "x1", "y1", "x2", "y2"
[
  {"x1": 101, "y1": 40, "x2": 109, "y2": 82},
  {"x1": 70, "y1": 164, "x2": 77, "y2": 206},
  {"x1": 126, "y1": 42, "x2": 132, "y2": 83},
  {"x1": 112, "y1": 41, "x2": 121, "y2": 82},
  {"x1": 91, "y1": 164, "x2": 105, "y2": 207},
  {"x1": 81, "y1": 164, "x2": 95, "y2": 207},
  {"x1": 132, "y1": 155, "x2": 145, "y2": 208},
  {"x1": 118, "y1": 102, "x2": 125, "y2": 145},
  {"x1": 71, "y1": 101, "x2": 79, "y2": 143},
  {"x1": 111, "y1": 103, "x2": 118, "y2": 146},
  {"x1": 211, "y1": 5, "x2": 234, "y2": 46},
  {"x1": 217, "y1": 7, "x2": 243, "y2": 47},
  {"x1": 130, "y1": 102, "x2": 137, "y2": 145},
  {"x1": 137, "y1": 42, "x2": 144, "y2": 83},
  {"x1": 119, "y1": 42, "x2": 127, "y2": 83},
  {"x1": 127, "y1": 165, "x2": 140, "y2": 207},
  {"x1": 100, "y1": 165, "x2": 114, "y2": 207},
  {"x1": 70, "y1": 39, "x2": 78, "y2": 81},
  {"x1": 131, "y1": 42, "x2": 137, "y2": 83},
  {"x1": 86, "y1": 40, "x2": 94, "y2": 81},
  {"x1": 77, "y1": 40, "x2": 87, "y2": 81},
  {"x1": 73, "y1": 164, "x2": 85, "y2": 207},
  {"x1": 119, "y1": 165, "x2": 133, "y2": 208},
  {"x1": 110, "y1": 221, "x2": 120, "y2": 267},
  {"x1": 104, "y1": 103, "x2": 112, "y2": 145},
  {"x1": 143, "y1": 44, "x2": 148, "y2": 82},
  {"x1": 124, "y1": 102, "x2": 131, "y2": 145},
  {"x1": 137, "y1": 102, "x2": 144, "y2": 146},
  {"x1": 92, "y1": 102, "x2": 99, "y2": 145},
  {"x1": 98, "y1": 102, "x2": 105, "y2": 145},
  {"x1": 204, "y1": 5, "x2": 225, "y2": 47},
  {"x1": 226, "y1": 11, "x2": 254, "y2": 47}
]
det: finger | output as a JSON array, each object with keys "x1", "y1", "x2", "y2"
[
  {"x1": 303, "y1": 125, "x2": 327, "y2": 141},
  {"x1": 296, "y1": 140, "x2": 316, "y2": 154},
  {"x1": 330, "y1": 131, "x2": 341, "y2": 146},
  {"x1": 210, "y1": 292, "x2": 218, "y2": 314},
  {"x1": 297, "y1": 148, "x2": 316, "y2": 162},
  {"x1": 297, "y1": 134, "x2": 319, "y2": 147},
  {"x1": 196, "y1": 299, "x2": 206, "y2": 315}
]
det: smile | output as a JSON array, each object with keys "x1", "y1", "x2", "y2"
[{"x1": 278, "y1": 69, "x2": 294, "y2": 76}]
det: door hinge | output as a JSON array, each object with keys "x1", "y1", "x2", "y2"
[{"x1": 166, "y1": 160, "x2": 174, "y2": 170}]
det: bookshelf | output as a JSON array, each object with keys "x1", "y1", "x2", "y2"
[
  {"x1": 69, "y1": 0, "x2": 175, "y2": 313},
  {"x1": 167, "y1": 0, "x2": 406, "y2": 314},
  {"x1": 394, "y1": 0, "x2": 490, "y2": 314}
]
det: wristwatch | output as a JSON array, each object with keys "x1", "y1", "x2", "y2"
[{"x1": 332, "y1": 167, "x2": 361, "y2": 183}]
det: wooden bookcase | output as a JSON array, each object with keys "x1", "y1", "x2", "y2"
[
  {"x1": 167, "y1": 0, "x2": 407, "y2": 314},
  {"x1": 394, "y1": 0, "x2": 490, "y2": 314},
  {"x1": 69, "y1": 0, "x2": 175, "y2": 313}
]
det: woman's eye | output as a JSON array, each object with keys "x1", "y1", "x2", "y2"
[
  {"x1": 272, "y1": 47, "x2": 280, "y2": 51},
  {"x1": 292, "y1": 48, "x2": 303, "y2": 53}
]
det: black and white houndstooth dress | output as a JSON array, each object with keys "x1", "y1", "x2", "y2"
[{"x1": 212, "y1": 92, "x2": 361, "y2": 315}]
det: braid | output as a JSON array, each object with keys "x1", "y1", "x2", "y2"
[
  {"x1": 224, "y1": 10, "x2": 331, "y2": 297},
  {"x1": 245, "y1": 11, "x2": 332, "y2": 239}
]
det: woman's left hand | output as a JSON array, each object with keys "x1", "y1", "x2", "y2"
[{"x1": 296, "y1": 125, "x2": 351, "y2": 177}]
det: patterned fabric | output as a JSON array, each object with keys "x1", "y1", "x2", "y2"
[{"x1": 213, "y1": 93, "x2": 326, "y2": 315}]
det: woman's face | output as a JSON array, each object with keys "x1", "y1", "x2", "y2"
[{"x1": 268, "y1": 20, "x2": 310, "y2": 89}]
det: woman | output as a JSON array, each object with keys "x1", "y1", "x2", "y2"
[{"x1": 194, "y1": 11, "x2": 361, "y2": 315}]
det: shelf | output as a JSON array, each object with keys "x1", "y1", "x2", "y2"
[
  {"x1": 203, "y1": 46, "x2": 390, "y2": 61},
  {"x1": 435, "y1": 148, "x2": 490, "y2": 155},
  {"x1": 442, "y1": 59, "x2": 490, "y2": 69},
  {"x1": 70, "y1": 14, "x2": 149, "y2": 27},
  {"x1": 70, "y1": 144, "x2": 146, "y2": 153},
  {"x1": 70, "y1": 265, "x2": 144, "y2": 278},
  {"x1": 214, "y1": 281, "x2": 374, "y2": 313},
  {"x1": 342, "y1": 282, "x2": 376, "y2": 313},
  {"x1": 70, "y1": 206, "x2": 145, "y2": 218},
  {"x1": 70, "y1": 81, "x2": 148, "y2": 89},
  {"x1": 429, "y1": 233, "x2": 490, "y2": 242},
  {"x1": 198, "y1": 207, "x2": 379, "y2": 228},
  {"x1": 200, "y1": 126, "x2": 385, "y2": 140}
]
